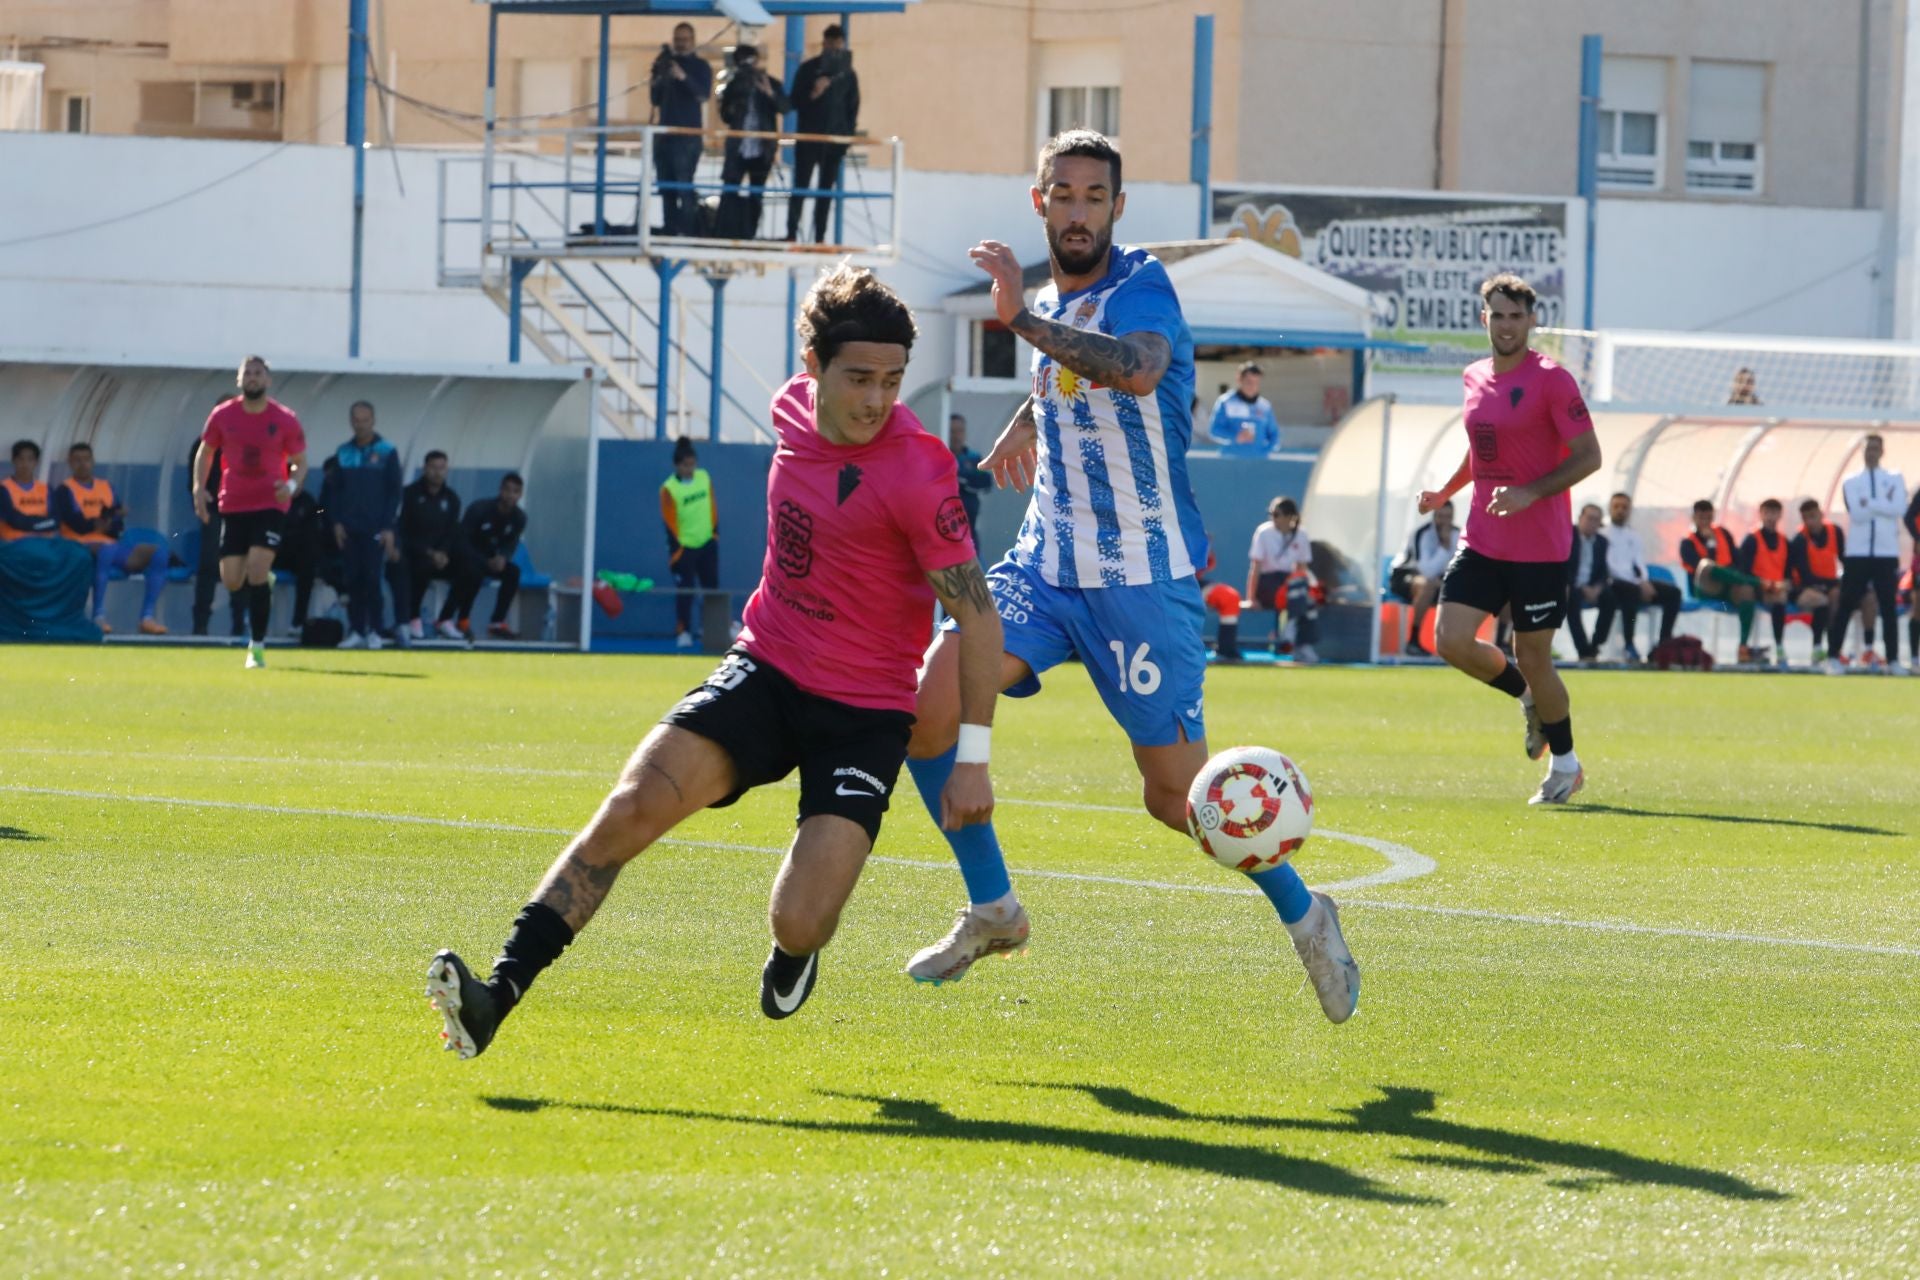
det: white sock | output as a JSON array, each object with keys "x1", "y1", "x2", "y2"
[
  {"x1": 974, "y1": 889, "x2": 1021, "y2": 924},
  {"x1": 1551, "y1": 749, "x2": 1580, "y2": 773}
]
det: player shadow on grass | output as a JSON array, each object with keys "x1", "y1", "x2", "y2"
[
  {"x1": 1034, "y1": 1083, "x2": 1786, "y2": 1202},
  {"x1": 277, "y1": 666, "x2": 428, "y2": 679},
  {"x1": 1553, "y1": 802, "x2": 1897, "y2": 837},
  {"x1": 0, "y1": 826, "x2": 46, "y2": 841},
  {"x1": 480, "y1": 1092, "x2": 1435, "y2": 1205}
]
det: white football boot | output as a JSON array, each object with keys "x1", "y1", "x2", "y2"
[
  {"x1": 1288, "y1": 891, "x2": 1360, "y2": 1023},
  {"x1": 1528, "y1": 766, "x2": 1585, "y2": 805},
  {"x1": 906, "y1": 903, "x2": 1030, "y2": 985}
]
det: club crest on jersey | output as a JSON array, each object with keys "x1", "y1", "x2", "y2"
[
  {"x1": 837, "y1": 463, "x2": 863, "y2": 505},
  {"x1": 1509, "y1": 387, "x2": 1525, "y2": 409},
  {"x1": 775, "y1": 500, "x2": 815, "y2": 578},
  {"x1": 935, "y1": 495, "x2": 970, "y2": 543}
]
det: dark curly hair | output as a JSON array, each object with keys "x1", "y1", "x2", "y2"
[
  {"x1": 798, "y1": 264, "x2": 917, "y2": 368},
  {"x1": 1479, "y1": 273, "x2": 1537, "y2": 311}
]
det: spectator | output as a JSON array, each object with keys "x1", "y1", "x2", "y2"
[
  {"x1": 1245, "y1": 495, "x2": 1318, "y2": 664},
  {"x1": 660, "y1": 437, "x2": 718, "y2": 650},
  {"x1": 399, "y1": 449, "x2": 463, "y2": 640},
  {"x1": 1906, "y1": 486, "x2": 1920, "y2": 671},
  {"x1": 1563, "y1": 501, "x2": 1609, "y2": 663},
  {"x1": 1596, "y1": 491, "x2": 1677, "y2": 662},
  {"x1": 715, "y1": 43, "x2": 788, "y2": 240},
  {"x1": 279, "y1": 463, "x2": 335, "y2": 633},
  {"x1": 1387, "y1": 497, "x2": 1457, "y2": 657},
  {"x1": 1207, "y1": 361, "x2": 1281, "y2": 457},
  {"x1": 1738, "y1": 497, "x2": 1796, "y2": 667},
  {"x1": 445, "y1": 472, "x2": 528, "y2": 640},
  {"x1": 1789, "y1": 499, "x2": 1843, "y2": 661},
  {"x1": 649, "y1": 22, "x2": 712, "y2": 237},
  {"x1": 1680, "y1": 498, "x2": 1766, "y2": 663},
  {"x1": 1727, "y1": 367, "x2": 1761, "y2": 405},
  {"x1": 785, "y1": 24, "x2": 859, "y2": 244},
  {"x1": 320, "y1": 401, "x2": 403, "y2": 650},
  {"x1": 948, "y1": 414, "x2": 991, "y2": 539},
  {"x1": 1826, "y1": 432, "x2": 1909, "y2": 675},
  {"x1": 0, "y1": 440, "x2": 56, "y2": 542},
  {"x1": 53, "y1": 442, "x2": 168, "y2": 635}
]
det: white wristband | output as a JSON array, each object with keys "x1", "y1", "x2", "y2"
[{"x1": 955, "y1": 723, "x2": 991, "y2": 764}]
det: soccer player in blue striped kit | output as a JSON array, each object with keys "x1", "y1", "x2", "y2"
[{"x1": 901, "y1": 131, "x2": 1360, "y2": 1022}]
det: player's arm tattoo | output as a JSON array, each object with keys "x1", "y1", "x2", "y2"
[
  {"x1": 928, "y1": 559, "x2": 995, "y2": 619},
  {"x1": 1008, "y1": 308, "x2": 1172, "y2": 396},
  {"x1": 534, "y1": 848, "x2": 623, "y2": 933}
]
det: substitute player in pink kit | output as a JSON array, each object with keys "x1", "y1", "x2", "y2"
[
  {"x1": 193, "y1": 355, "x2": 308, "y2": 669},
  {"x1": 425, "y1": 266, "x2": 1006, "y2": 1057},
  {"x1": 1418, "y1": 274, "x2": 1601, "y2": 804}
]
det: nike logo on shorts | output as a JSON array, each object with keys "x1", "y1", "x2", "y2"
[
  {"x1": 769, "y1": 954, "x2": 816, "y2": 1014},
  {"x1": 835, "y1": 783, "x2": 878, "y2": 798}
]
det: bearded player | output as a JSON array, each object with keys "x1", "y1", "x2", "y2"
[
  {"x1": 898, "y1": 131, "x2": 1360, "y2": 1024},
  {"x1": 1419, "y1": 274, "x2": 1602, "y2": 804},
  {"x1": 426, "y1": 266, "x2": 1005, "y2": 1057}
]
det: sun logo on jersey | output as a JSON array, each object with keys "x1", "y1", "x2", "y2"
[{"x1": 1054, "y1": 364, "x2": 1089, "y2": 405}]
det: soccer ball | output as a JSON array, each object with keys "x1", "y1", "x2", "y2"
[{"x1": 1185, "y1": 746, "x2": 1314, "y2": 873}]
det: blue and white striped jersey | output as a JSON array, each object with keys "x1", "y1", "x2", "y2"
[{"x1": 1007, "y1": 246, "x2": 1206, "y2": 588}]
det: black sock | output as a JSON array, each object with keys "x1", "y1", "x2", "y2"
[
  {"x1": 1811, "y1": 605, "x2": 1830, "y2": 643},
  {"x1": 1908, "y1": 616, "x2": 1918, "y2": 659},
  {"x1": 765, "y1": 943, "x2": 812, "y2": 988},
  {"x1": 1487, "y1": 660, "x2": 1528, "y2": 698},
  {"x1": 1769, "y1": 604, "x2": 1786, "y2": 647},
  {"x1": 1542, "y1": 716, "x2": 1574, "y2": 757},
  {"x1": 490, "y1": 902, "x2": 575, "y2": 1016},
  {"x1": 248, "y1": 582, "x2": 272, "y2": 643}
]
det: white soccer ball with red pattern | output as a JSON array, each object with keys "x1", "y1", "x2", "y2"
[{"x1": 1185, "y1": 746, "x2": 1314, "y2": 873}]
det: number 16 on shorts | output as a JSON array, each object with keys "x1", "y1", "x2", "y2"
[{"x1": 1109, "y1": 641, "x2": 1162, "y2": 694}]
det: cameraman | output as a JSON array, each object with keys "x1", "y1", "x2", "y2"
[
  {"x1": 784, "y1": 24, "x2": 859, "y2": 244},
  {"x1": 648, "y1": 21, "x2": 712, "y2": 236},
  {"x1": 716, "y1": 44, "x2": 788, "y2": 240}
]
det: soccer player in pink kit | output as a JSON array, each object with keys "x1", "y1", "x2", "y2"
[
  {"x1": 1419, "y1": 274, "x2": 1602, "y2": 804},
  {"x1": 193, "y1": 355, "x2": 308, "y2": 669},
  {"x1": 426, "y1": 267, "x2": 1006, "y2": 1057}
]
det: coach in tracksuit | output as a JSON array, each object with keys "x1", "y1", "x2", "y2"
[
  {"x1": 321, "y1": 401, "x2": 402, "y2": 648},
  {"x1": 1828, "y1": 432, "x2": 1910, "y2": 670}
]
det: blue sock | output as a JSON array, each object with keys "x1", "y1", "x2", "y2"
[
  {"x1": 904, "y1": 746, "x2": 1012, "y2": 903},
  {"x1": 1249, "y1": 862, "x2": 1313, "y2": 924}
]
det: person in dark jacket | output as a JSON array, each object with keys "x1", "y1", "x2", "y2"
[
  {"x1": 948, "y1": 415, "x2": 991, "y2": 545},
  {"x1": 320, "y1": 401, "x2": 402, "y2": 649},
  {"x1": 784, "y1": 24, "x2": 859, "y2": 244},
  {"x1": 715, "y1": 43, "x2": 788, "y2": 240},
  {"x1": 1563, "y1": 502, "x2": 1611, "y2": 662},
  {"x1": 649, "y1": 21, "x2": 712, "y2": 236},
  {"x1": 399, "y1": 449, "x2": 463, "y2": 639},
  {"x1": 278, "y1": 466, "x2": 337, "y2": 633},
  {"x1": 444, "y1": 472, "x2": 528, "y2": 640}
]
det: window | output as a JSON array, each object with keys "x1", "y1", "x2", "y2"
[
  {"x1": 1047, "y1": 85, "x2": 1119, "y2": 139},
  {"x1": 1687, "y1": 61, "x2": 1765, "y2": 195},
  {"x1": 972, "y1": 320, "x2": 1018, "y2": 380},
  {"x1": 59, "y1": 92, "x2": 90, "y2": 133},
  {"x1": 1034, "y1": 42, "x2": 1121, "y2": 148},
  {"x1": 1597, "y1": 56, "x2": 1666, "y2": 190}
]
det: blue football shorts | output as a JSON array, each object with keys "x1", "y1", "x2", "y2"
[{"x1": 962, "y1": 554, "x2": 1207, "y2": 748}]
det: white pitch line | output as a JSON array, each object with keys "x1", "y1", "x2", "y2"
[{"x1": 7, "y1": 784, "x2": 1915, "y2": 960}]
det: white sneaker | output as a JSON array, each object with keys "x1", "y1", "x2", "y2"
[
  {"x1": 906, "y1": 903, "x2": 1031, "y2": 985},
  {"x1": 675, "y1": 631, "x2": 695, "y2": 651},
  {"x1": 1888, "y1": 662, "x2": 1911, "y2": 677},
  {"x1": 1294, "y1": 644, "x2": 1319, "y2": 665},
  {"x1": 244, "y1": 643, "x2": 266, "y2": 670},
  {"x1": 436, "y1": 620, "x2": 465, "y2": 641},
  {"x1": 1289, "y1": 891, "x2": 1359, "y2": 1024},
  {"x1": 407, "y1": 618, "x2": 425, "y2": 640},
  {"x1": 367, "y1": 631, "x2": 384, "y2": 651},
  {"x1": 1528, "y1": 766, "x2": 1585, "y2": 805},
  {"x1": 1520, "y1": 692, "x2": 1547, "y2": 760},
  {"x1": 1822, "y1": 658, "x2": 1846, "y2": 676},
  {"x1": 339, "y1": 632, "x2": 366, "y2": 650}
]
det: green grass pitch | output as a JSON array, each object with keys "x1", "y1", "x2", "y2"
[{"x1": 4, "y1": 645, "x2": 1917, "y2": 1276}]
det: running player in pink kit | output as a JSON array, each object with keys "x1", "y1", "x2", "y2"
[
  {"x1": 426, "y1": 267, "x2": 1006, "y2": 1057},
  {"x1": 1419, "y1": 274, "x2": 1601, "y2": 804},
  {"x1": 193, "y1": 355, "x2": 308, "y2": 669}
]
